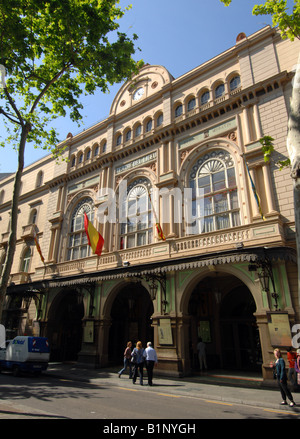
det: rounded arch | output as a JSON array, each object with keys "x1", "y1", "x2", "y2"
[
  {"x1": 46, "y1": 289, "x2": 84, "y2": 361},
  {"x1": 198, "y1": 87, "x2": 210, "y2": 106},
  {"x1": 185, "y1": 94, "x2": 196, "y2": 112},
  {"x1": 102, "y1": 280, "x2": 154, "y2": 364},
  {"x1": 179, "y1": 264, "x2": 262, "y2": 317},
  {"x1": 179, "y1": 139, "x2": 241, "y2": 186}
]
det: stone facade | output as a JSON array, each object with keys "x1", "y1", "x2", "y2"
[{"x1": 0, "y1": 26, "x2": 300, "y2": 380}]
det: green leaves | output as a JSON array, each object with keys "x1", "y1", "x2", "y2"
[{"x1": 0, "y1": 0, "x2": 142, "y2": 154}]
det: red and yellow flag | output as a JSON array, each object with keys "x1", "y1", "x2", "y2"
[
  {"x1": 155, "y1": 223, "x2": 166, "y2": 241},
  {"x1": 84, "y1": 213, "x2": 104, "y2": 256}
]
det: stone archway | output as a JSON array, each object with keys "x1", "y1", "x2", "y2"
[
  {"x1": 108, "y1": 282, "x2": 154, "y2": 365},
  {"x1": 46, "y1": 290, "x2": 84, "y2": 362},
  {"x1": 187, "y1": 273, "x2": 262, "y2": 373}
]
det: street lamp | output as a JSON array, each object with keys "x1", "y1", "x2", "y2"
[{"x1": 248, "y1": 257, "x2": 280, "y2": 311}]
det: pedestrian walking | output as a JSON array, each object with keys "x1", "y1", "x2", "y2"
[
  {"x1": 273, "y1": 348, "x2": 296, "y2": 407},
  {"x1": 145, "y1": 342, "x2": 158, "y2": 386},
  {"x1": 131, "y1": 341, "x2": 146, "y2": 385},
  {"x1": 118, "y1": 341, "x2": 133, "y2": 378},
  {"x1": 196, "y1": 337, "x2": 207, "y2": 372},
  {"x1": 287, "y1": 347, "x2": 297, "y2": 389}
]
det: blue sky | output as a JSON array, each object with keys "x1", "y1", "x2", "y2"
[{"x1": 0, "y1": 0, "x2": 287, "y2": 173}]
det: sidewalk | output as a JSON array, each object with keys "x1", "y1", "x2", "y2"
[{"x1": 44, "y1": 362, "x2": 300, "y2": 414}]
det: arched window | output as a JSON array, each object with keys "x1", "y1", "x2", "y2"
[
  {"x1": 67, "y1": 198, "x2": 94, "y2": 261},
  {"x1": 215, "y1": 83, "x2": 225, "y2": 99},
  {"x1": 78, "y1": 152, "x2": 83, "y2": 164},
  {"x1": 116, "y1": 134, "x2": 122, "y2": 146},
  {"x1": 36, "y1": 171, "x2": 43, "y2": 188},
  {"x1": 119, "y1": 179, "x2": 153, "y2": 249},
  {"x1": 125, "y1": 129, "x2": 132, "y2": 142},
  {"x1": 175, "y1": 104, "x2": 183, "y2": 117},
  {"x1": 29, "y1": 209, "x2": 37, "y2": 224},
  {"x1": 71, "y1": 155, "x2": 76, "y2": 167},
  {"x1": 21, "y1": 248, "x2": 31, "y2": 273},
  {"x1": 200, "y1": 90, "x2": 210, "y2": 105},
  {"x1": 230, "y1": 75, "x2": 241, "y2": 91},
  {"x1": 189, "y1": 150, "x2": 240, "y2": 234},
  {"x1": 86, "y1": 148, "x2": 91, "y2": 161},
  {"x1": 187, "y1": 97, "x2": 196, "y2": 112},
  {"x1": 94, "y1": 145, "x2": 100, "y2": 157},
  {"x1": 146, "y1": 119, "x2": 152, "y2": 132},
  {"x1": 102, "y1": 141, "x2": 107, "y2": 153},
  {"x1": 156, "y1": 113, "x2": 163, "y2": 127},
  {"x1": 135, "y1": 124, "x2": 142, "y2": 137}
]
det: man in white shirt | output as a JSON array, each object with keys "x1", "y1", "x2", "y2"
[{"x1": 145, "y1": 342, "x2": 158, "y2": 386}]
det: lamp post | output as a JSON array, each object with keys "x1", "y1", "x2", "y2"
[{"x1": 249, "y1": 257, "x2": 280, "y2": 311}]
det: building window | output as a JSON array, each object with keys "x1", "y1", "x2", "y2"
[
  {"x1": 156, "y1": 113, "x2": 163, "y2": 127},
  {"x1": 116, "y1": 134, "x2": 122, "y2": 146},
  {"x1": 94, "y1": 145, "x2": 99, "y2": 157},
  {"x1": 135, "y1": 124, "x2": 142, "y2": 137},
  {"x1": 67, "y1": 198, "x2": 94, "y2": 261},
  {"x1": 146, "y1": 119, "x2": 152, "y2": 132},
  {"x1": 102, "y1": 141, "x2": 107, "y2": 153},
  {"x1": 21, "y1": 248, "x2": 31, "y2": 273},
  {"x1": 187, "y1": 98, "x2": 196, "y2": 112},
  {"x1": 200, "y1": 90, "x2": 210, "y2": 105},
  {"x1": 175, "y1": 104, "x2": 183, "y2": 117},
  {"x1": 125, "y1": 129, "x2": 132, "y2": 142},
  {"x1": 71, "y1": 155, "x2": 76, "y2": 167},
  {"x1": 215, "y1": 83, "x2": 225, "y2": 99},
  {"x1": 30, "y1": 209, "x2": 37, "y2": 225},
  {"x1": 119, "y1": 179, "x2": 153, "y2": 250},
  {"x1": 230, "y1": 75, "x2": 241, "y2": 91},
  {"x1": 189, "y1": 150, "x2": 240, "y2": 234},
  {"x1": 36, "y1": 171, "x2": 43, "y2": 188},
  {"x1": 78, "y1": 153, "x2": 83, "y2": 164},
  {"x1": 86, "y1": 149, "x2": 91, "y2": 161}
]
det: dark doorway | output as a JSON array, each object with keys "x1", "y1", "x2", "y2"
[
  {"x1": 108, "y1": 283, "x2": 154, "y2": 365},
  {"x1": 47, "y1": 290, "x2": 84, "y2": 361},
  {"x1": 188, "y1": 276, "x2": 262, "y2": 372},
  {"x1": 220, "y1": 286, "x2": 262, "y2": 371}
]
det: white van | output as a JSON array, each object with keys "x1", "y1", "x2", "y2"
[{"x1": 0, "y1": 336, "x2": 50, "y2": 376}]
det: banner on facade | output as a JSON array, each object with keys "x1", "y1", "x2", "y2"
[
  {"x1": 268, "y1": 312, "x2": 291, "y2": 347},
  {"x1": 158, "y1": 318, "x2": 173, "y2": 345}
]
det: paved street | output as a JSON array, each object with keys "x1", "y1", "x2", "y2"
[{"x1": 0, "y1": 364, "x2": 299, "y2": 425}]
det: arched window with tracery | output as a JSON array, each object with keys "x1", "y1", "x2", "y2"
[
  {"x1": 67, "y1": 197, "x2": 95, "y2": 260},
  {"x1": 189, "y1": 150, "x2": 240, "y2": 234},
  {"x1": 119, "y1": 178, "x2": 153, "y2": 249}
]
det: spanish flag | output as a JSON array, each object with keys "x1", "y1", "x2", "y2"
[
  {"x1": 148, "y1": 189, "x2": 166, "y2": 241},
  {"x1": 84, "y1": 213, "x2": 104, "y2": 256},
  {"x1": 245, "y1": 161, "x2": 265, "y2": 221},
  {"x1": 155, "y1": 223, "x2": 166, "y2": 241}
]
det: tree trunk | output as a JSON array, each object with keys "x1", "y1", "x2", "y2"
[
  {"x1": 287, "y1": 52, "x2": 300, "y2": 302},
  {"x1": 0, "y1": 123, "x2": 31, "y2": 321}
]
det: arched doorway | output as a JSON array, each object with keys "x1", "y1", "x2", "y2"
[
  {"x1": 47, "y1": 290, "x2": 84, "y2": 361},
  {"x1": 188, "y1": 274, "x2": 262, "y2": 372},
  {"x1": 108, "y1": 282, "x2": 154, "y2": 365},
  {"x1": 220, "y1": 286, "x2": 262, "y2": 371}
]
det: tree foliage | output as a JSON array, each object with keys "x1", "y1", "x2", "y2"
[
  {"x1": 0, "y1": 0, "x2": 143, "y2": 155},
  {"x1": 0, "y1": 0, "x2": 142, "y2": 320}
]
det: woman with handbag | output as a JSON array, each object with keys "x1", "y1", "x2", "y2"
[
  {"x1": 131, "y1": 341, "x2": 146, "y2": 385},
  {"x1": 274, "y1": 348, "x2": 296, "y2": 407}
]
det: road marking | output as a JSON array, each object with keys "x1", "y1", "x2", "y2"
[
  {"x1": 263, "y1": 409, "x2": 299, "y2": 416},
  {"x1": 157, "y1": 393, "x2": 181, "y2": 398},
  {"x1": 119, "y1": 387, "x2": 139, "y2": 392},
  {"x1": 205, "y1": 400, "x2": 233, "y2": 406}
]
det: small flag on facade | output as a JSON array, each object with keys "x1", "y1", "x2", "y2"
[
  {"x1": 84, "y1": 213, "x2": 104, "y2": 256},
  {"x1": 155, "y1": 223, "x2": 166, "y2": 241},
  {"x1": 245, "y1": 160, "x2": 265, "y2": 220},
  {"x1": 33, "y1": 227, "x2": 45, "y2": 264},
  {"x1": 148, "y1": 189, "x2": 166, "y2": 241}
]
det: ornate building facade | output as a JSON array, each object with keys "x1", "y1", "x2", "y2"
[{"x1": 1, "y1": 26, "x2": 299, "y2": 380}]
